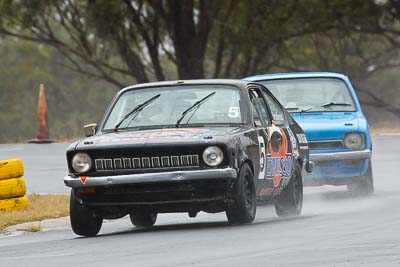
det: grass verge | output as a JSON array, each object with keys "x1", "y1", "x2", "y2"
[{"x1": 0, "y1": 194, "x2": 69, "y2": 231}]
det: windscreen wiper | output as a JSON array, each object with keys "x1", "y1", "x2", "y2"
[
  {"x1": 175, "y1": 92, "x2": 216, "y2": 127},
  {"x1": 114, "y1": 94, "x2": 161, "y2": 130},
  {"x1": 301, "y1": 102, "x2": 352, "y2": 112}
]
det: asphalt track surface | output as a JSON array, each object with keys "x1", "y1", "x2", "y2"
[{"x1": 0, "y1": 135, "x2": 400, "y2": 266}]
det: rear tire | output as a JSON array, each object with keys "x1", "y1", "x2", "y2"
[
  {"x1": 274, "y1": 161, "x2": 303, "y2": 217},
  {"x1": 130, "y1": 209, "x2": 157, "y2": 227},
  {"x1": 226, "y1": 163, "x2": 256, "y2": 224},
  {"x1": 347, "y1": 159, "x2": 374, "y2": 196},
  {"x1": 70, "y1": 190, "x2": 103, "y2": 237}
]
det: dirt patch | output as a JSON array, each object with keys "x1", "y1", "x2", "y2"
[{"x1": 370, "y1": 128, "x2": 400, "y2": 135}]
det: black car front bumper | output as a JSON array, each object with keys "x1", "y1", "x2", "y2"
[
  {"x1": 64, "y1": 168, "x2": 237, "y2": 188},
  {"x1": 66, "y1": 168, "x2": 238, "y2": 212}
]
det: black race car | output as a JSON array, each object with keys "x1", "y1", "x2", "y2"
[{"x1": 64, "y1": 79, "x2": 312, "y2": 236}]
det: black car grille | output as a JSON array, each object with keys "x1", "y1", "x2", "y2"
[
  {"x1": 309, "y1": 140, "x2": 344, "y2": 150},
  {"x1": 95, "y1": 155, "x2": 199, "y2": 171}
]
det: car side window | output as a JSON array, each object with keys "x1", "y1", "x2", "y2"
[
  {"x1": 249, "y1": 89, "x2": 271, "y2": 127},
  {"x1": 262, "y1": 90, "x2": 286, "y2": 126}
]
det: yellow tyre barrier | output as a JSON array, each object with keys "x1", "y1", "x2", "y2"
[
  {"x1": 0, "y1": 177, "x2": 26, "y2": 200},
  {"x1": 0, "y1": 158, "x2": 24, "y2": 180},
  {"x1": 0, "y1": 196, "x2": 28, "y2": 211}
]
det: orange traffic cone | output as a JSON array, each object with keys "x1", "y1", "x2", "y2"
[{"x1": 28, "y1": 84, "x2": 55, "y2": 143}]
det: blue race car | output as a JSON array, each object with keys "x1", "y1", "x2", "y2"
[{"x1": 244, "y1": 72, "x2": 373, "y2": 195}]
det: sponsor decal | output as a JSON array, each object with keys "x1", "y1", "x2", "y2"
[
  {"x1": 261, "y1": 125, "x2": 293, "y2": 187},
  {"x1": 266, "y1": 156, "x2": 293, "y2": 178},
  {"x1": 98, "y1": 128, "x2": 227, "y2": 142},
  {"x1": 296, "y1": 134, "x2": 308, "y2": 144},
  {"x1": 258, "y1": 135, "x2": 266, "y2": 179},
  {"x1": 280, "y1": 176, "x2": 290, "y2": 187},
  {"x1": 80, "y1": 176, "x2": 87, "y2": 184},
  {"x1": 259, "y1": 187, "x2": 274, "y2": 196},
  {"x1": 228, "y1": 107, "x2": 240, "y2": 118},
  {"x1": 272, "y1": 113, "x2": 285, "y2": 121},
  {"x1": 259, "y1": 187, "x2": 283, "y2": 196},
  {"x1": 287, "y1": 128, "x2": 299, "y2": 155}
]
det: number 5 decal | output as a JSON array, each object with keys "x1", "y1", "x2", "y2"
[
  {"x1": 228, "y1": 107, "x2": 239, "y2": 118},
  {"x1": 258, "y1": 135, "x2": 266, "y2": 179}
]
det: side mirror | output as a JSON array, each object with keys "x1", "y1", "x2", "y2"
[{"x1": 83, "y1": 123, "x2": 98, "y2": 137}]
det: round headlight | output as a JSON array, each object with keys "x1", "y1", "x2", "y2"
[
  {"x1": 344, "y1": 133, "x2": 364, "y2": 149},
  {"x1": 72, "y1": 153, "x2": 92, "y2": 173},
  {"x1": 203, "y1": 146, "x2": 224, "y2": 166}
]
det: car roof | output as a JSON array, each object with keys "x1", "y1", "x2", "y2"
[
  {"x1": 243, "y1": 71, "x2": 349, "y2": 81},
  {"x1": 119, "y1": 79, "x2": 254, "y2": 94}
]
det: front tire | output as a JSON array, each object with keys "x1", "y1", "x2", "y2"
[
  {"x1": 226, "y1": 163, "x2": 256, "y2": 224},
  {"x1": 274, "y1": 161, "x2": 303, "y2": 217},
  {"x1": 130, "y1": 209, "x2": 157, "y2": 227},
  {"x1": 70, "y1": 189, "x2": 103, "y2": 237},
  {"x1": 347, "y1": 159, "x2": 374, "y2": 196}
]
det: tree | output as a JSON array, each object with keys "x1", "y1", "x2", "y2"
[
  {"x1": 2, "y1": 0, "x2": 400, "y2": 141},
  {"x1": 0, "y1": 0, "x2": 227, "y2": 85},
  {"x1": 0, "y1": 0, "x2": 387, "y2": 84}
]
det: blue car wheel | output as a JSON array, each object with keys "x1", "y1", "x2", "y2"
[{"x1": 347, "y1": 159, "x2": 374, "y2": 195}]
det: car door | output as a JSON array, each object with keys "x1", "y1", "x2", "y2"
[
  {"x1": 248, "y1": 85, "x2": 293, "y2": 198},
  {"x1": 260, "y1": 86, "x2": 296, "y2": 191},
  {"x1": 248, "y1": 86, "x2": 270, "y2": 182}
]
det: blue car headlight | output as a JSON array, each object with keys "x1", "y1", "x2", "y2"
[{"x1": 344, "y1": 133, "x2": 365, "y2": 150}]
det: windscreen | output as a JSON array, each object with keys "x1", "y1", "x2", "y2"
[
  {"x1": 258, "y1": 78, "x2": 356, "y2": 112},
  {"x1": 103, "y1": 85, "x2": 242, "y2": 130}
]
